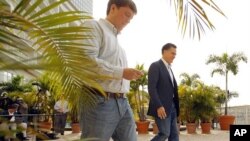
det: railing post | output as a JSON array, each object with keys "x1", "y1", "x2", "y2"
[{"x1": 33, "y1": 114, "x2": 38, "y2": 131}]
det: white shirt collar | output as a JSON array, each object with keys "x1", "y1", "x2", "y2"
[
  {"x1": 161, "y1": 58, "x2": 171, "y2": 68},
  {"x1": 100, "y1": 18, "x2": 119, "y2": 35}
]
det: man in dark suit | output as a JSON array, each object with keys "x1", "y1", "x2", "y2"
[
  {"x1": 0, "y1": 92, "x2": 13, "y2": 112},
  {"x1": 147, "y1": 43, "x2": 180, "y2": 141}
]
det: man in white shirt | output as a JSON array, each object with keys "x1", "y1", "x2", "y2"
[
  {"x1": 81, "y1": 0, "x2": 143, "y2": 140},
  {"x1": 54, "y1": 95, "x2": 69, "y2": 135}
]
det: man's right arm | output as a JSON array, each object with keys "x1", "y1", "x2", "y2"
[
  {"x1": 148, "y1": 63, "x2": 162, "y2": 108},
  {"x1": 82, "y1": 20, "x2": 124, "y2": 79},
  {"x1": 123, "y1": 68, "x2": 143, "y2": 80},
  {"x1": 82, "y1": 20, "x2": 143, "y2": 81}
]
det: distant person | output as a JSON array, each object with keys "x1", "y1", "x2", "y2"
[
  {"x1": 0, "y1": 92, "x2": 13, "y2": 111},
  {"x1": 16, "y1": 98, "x2": 28, "y2": 120},
  {"x1": 16, "y1": 97, "x2": 29, "y2": 139},
  {"x1": 147, "y1": 43, "x2": 180, "y2": 141},
  {"x1": 54, "y1": 94, "x2": 69, "y2": 135},
  {"x1": 81, "y1": 0, "x2": 143, "y2": 140},
  {"x1": 0, "y1": 103, "x2": 28, "y2": 140}
]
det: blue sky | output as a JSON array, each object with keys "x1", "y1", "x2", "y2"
[{"x1": 93, "y1": 0, "x2": 250, "y2": 106}]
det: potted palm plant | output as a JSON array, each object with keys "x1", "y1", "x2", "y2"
[
  {"x1": 70, "y1": 105, "x2": 80, "y2": 133},
  {"x1": 129, "y1": 64, "x2": 149, "y2": 134},
  {"x1": 32, "y1": 83, "x2": 54, "y2": 131},
  {"x1": 178, "y1": 73, "x2": 201, "y2": 134},
  {"x1": 193, "y1": 85, "x2": 218, "y2": 134},
  {"x1": 206, "y1": 52, "x2": 247, "y2": 130},
  {"x1": 31, "y1": 73, "x2": 66, "y2": 133},
  {"x1": 179, "y1": 85, "x2": 198, "y2": 134}
]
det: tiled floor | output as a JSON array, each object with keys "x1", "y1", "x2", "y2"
[{"x1": 34, "y1": 128, "x2": 229, "y2": 141}]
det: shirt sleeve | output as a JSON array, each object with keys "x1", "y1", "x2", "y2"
[
  {"x1": 64, "y1": 101, "x2": 69, "y2": 113},
  {"x1": 82, "y1": 20, "x2": 123, "y2": 79},
  {"x1": 54, "y1": 101, "x2": 60, "y2": 111}
]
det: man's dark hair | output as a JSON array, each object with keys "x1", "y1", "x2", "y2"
[
  {"x1": 106, "y1": 0, "x2": 137, "y2": 15},
  {"x1": 161, "y1": 43, "x2": 177, "y2": 54}
]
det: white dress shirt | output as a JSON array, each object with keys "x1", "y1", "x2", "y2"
[
  {"x1": 83, "y1": 19, "x2": 130, "y2": 93},
  {"x1": 161, "y1": 58, "x2": 174, "y2": 86},
  {"x1": 9, "y1": 112, "x2": 15, "y2": 122},
  {"x1": 54, "y1": 100, "x2": 69, "y2": 113}
]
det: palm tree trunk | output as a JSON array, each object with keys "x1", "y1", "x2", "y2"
[
  {"x1": 225, "y1": 71, "x2": 228, "y2": 115},
  {"x1": 138, "y1": 89, "x2": 143, "y2": 120},
  {"x1": 134, "y1": 90, "x2": 140, "y2": 118}
]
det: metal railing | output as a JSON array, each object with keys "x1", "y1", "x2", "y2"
[
  {"x1": 218, "y1": 105, "x2": 250, "y2": 124},
  {"x1": 0, "y1": 113, "x2": 65, "y2": 131}
]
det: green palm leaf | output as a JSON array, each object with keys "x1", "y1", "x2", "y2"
[
  {"x1": 0, "y1": 0, "x2": 104, "y2": 111},
  {"x1": 172, "y1": 0, "x2": 226, "y2": 40},
  {"x1": 206, "y1": 52, "x2": 247, "y2": 115},
  {"x1": 179, "y1": 73, "x2": 200, "y2": 87}
]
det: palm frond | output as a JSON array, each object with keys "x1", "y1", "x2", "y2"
[
  {"x1": 206, "y1": 52, "x2": 247, "y2": 115},
  {"x1": 179, "y1": 73, "x2": 200, "y2": 87},
  {"x1": 172, "y1": 0, "x2": 225, "y2": 40},
  {"x1": 211, "y1": 68, "x2": 224, "y2": 77},
  {"x1": 207, "y1": 52, "x2": 248, "y2": 76},
  {"x1": 0, "y1": 0, "x2": 103, "y2": 110}
]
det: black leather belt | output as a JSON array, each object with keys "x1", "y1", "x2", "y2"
[
  {"x1": 89, "y1": 88, "x2": 125, "y2": 99},
  {"x1": 106, "y1": 92, "x2": 125, "y2": 99}
]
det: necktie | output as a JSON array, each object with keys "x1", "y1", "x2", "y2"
[
  {"x1": 167, "y1": 66, "x2": 174, "y2": 86},
  {"x1": 167, "y1": 66, "x2": 175, "y2": 98}
]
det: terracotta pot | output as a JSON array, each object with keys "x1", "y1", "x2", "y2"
[
  {"x1": 38, "y1": 121, "x2": 52, "y2": 131},
  {"x1": 136, "y1": 120, "x2": 150, "y2": 134},
  {"x1": 201, "y1": 122, "x2": 211, "y2": 134},
  {"x1": 71, "y1": 123, "x2": 81, "y2": 133},
  {"x1": 177, "y1": 123, "x2": 180, "y2": 134},
  {"x1": 219, "y1": 115, "x2": 235, "y2": 130},
  {"x1": 186, "y1": 123, "x2": 196, "y2": 134}
]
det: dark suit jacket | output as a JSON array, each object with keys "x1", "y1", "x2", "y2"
[{"x1": 147, "y1": 59, "x2": 180, "y2": 117}]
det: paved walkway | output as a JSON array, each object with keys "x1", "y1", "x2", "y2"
[{"x1": 37, "y1": 129, "x2": 229, "y2": 141}]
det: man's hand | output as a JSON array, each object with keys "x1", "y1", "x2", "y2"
[
  {"x1": 157, "y1": 106, "x2": 167, "y2": 119},
  {"x1": 123, "y1": 68, "x2": 144, "y2": 80}
]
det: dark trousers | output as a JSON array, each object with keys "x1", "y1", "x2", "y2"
[
  {"x1": 151, "y1": 103, "x2": 179, "y2": 141},
  {"x1": 54, "y1": 112, "x2": 67, "y2": 134}
]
